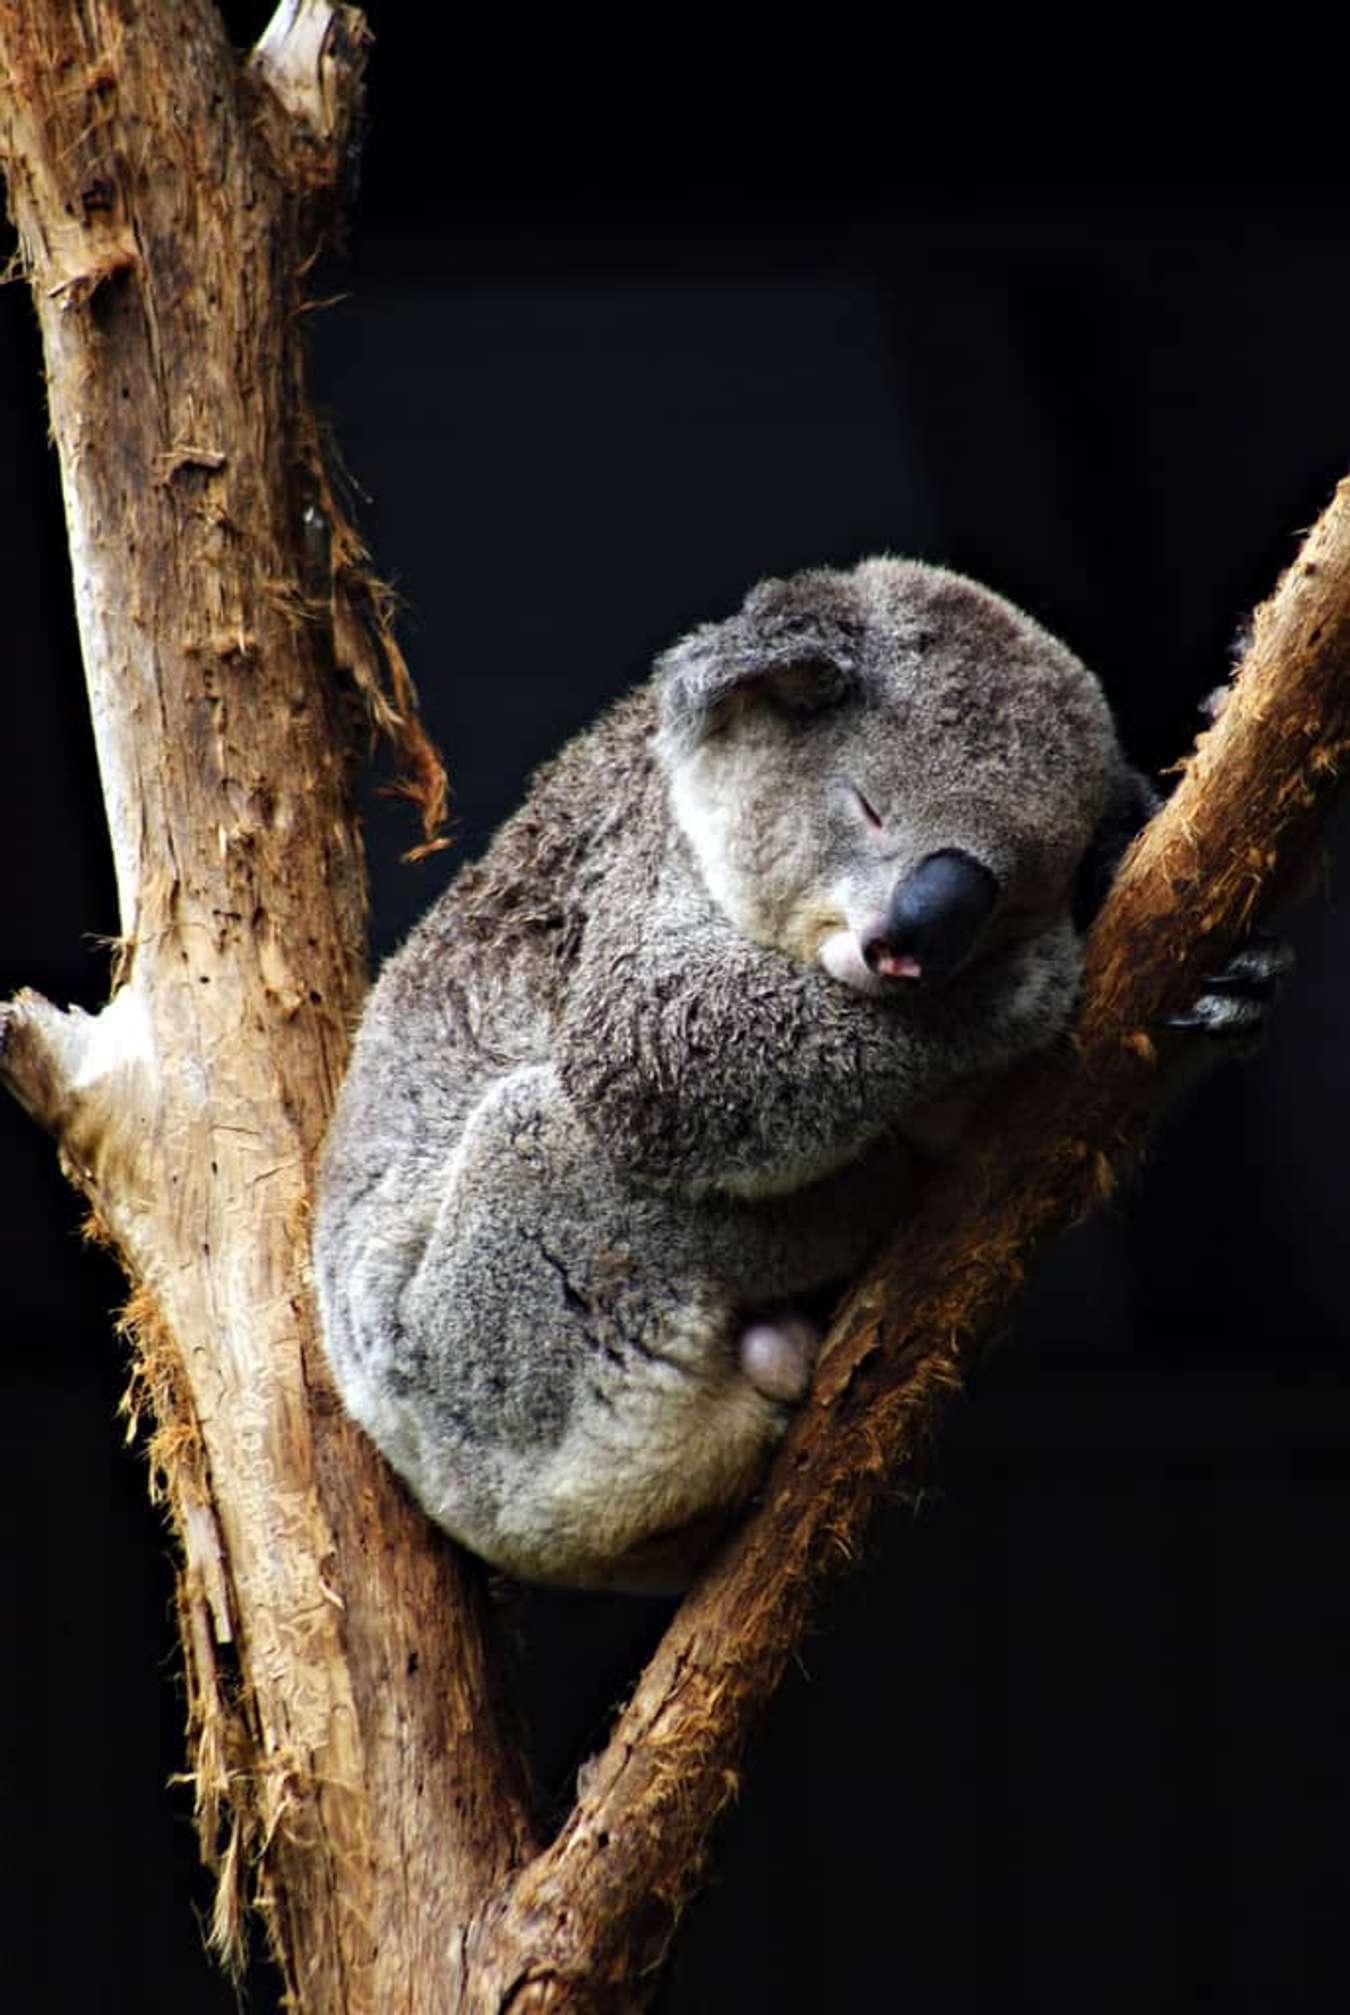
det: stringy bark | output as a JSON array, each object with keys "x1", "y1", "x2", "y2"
[{"x1": 2, "y1": 3, "x2": 1348, "y2": 2008}]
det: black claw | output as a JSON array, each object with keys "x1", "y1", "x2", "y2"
[
  {"x1": 1158, "y1": 995, "x2": 1267, "y2": 1036},
  {"x1": 1200, "y1": 932, "x2": 1296, "y2": 999},
  {"x1": 1152, "y1": 924, "x2": 1292, "y2": 1064},
  {"x1": 1199, "y1": 967, "x2": 1279, "y2": 1001}
]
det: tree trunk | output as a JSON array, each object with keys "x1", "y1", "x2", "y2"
[
  {"x1": 3, "y1": 6, "x2": 1350, "y2": 2012},
  {"x1": 0, "y1": 5, "x2": 533, "y2": 2008}
]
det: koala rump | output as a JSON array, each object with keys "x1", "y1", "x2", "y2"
[{"x1": 314, "y1": 557, "x2": 1146, "y2": 1592}]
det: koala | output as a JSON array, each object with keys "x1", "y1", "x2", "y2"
[{"x1": 313, "y1": 557, "x2": 1241, "y2": 1593}]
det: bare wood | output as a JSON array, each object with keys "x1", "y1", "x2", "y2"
[
  {"x1": 0, "y1": 5, "x2": 531, "y2": 2009},
  {"x1": 5, "y1": 0, "x2": 1350, "y2": 2006},
  {"x1": 459, "y1": 487, "x2": 1350, "y2": 2005}
]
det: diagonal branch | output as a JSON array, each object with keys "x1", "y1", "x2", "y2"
[{"x1": 462, "y1": 485, "x2": 1350, "y2": 2006}]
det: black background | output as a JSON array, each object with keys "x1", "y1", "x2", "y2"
[{"x1": 3, "y1": 15, "x2": 1350, "y2": 2013}]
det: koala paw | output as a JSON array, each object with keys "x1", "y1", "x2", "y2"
[
  {"x1": 1156, "y1": 928, "x2": 1294, "y2": 1054},
  {"x1": 738, "y1": 1315, "x2": 820, "y2": 1404}
]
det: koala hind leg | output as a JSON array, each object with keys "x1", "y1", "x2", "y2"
[{"x1": 391, "y1": 1063, "x2": 794, "y2": 1590}]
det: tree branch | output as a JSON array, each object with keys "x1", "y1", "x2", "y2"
[
  {"x1": 0, "y1": 5, "x2": 528, "y2": 2009},
  {"x1": 5, "y1": 0, "x2": 1349, "y2": 2008},
  {"x1": 461, "y1": 487, "x2": 1350, "y2": 2004}
]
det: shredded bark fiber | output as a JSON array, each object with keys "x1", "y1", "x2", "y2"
[{"x1": 3, "y1": 0, "x2": 1350, "y2": 2008}]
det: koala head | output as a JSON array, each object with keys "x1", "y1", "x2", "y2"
[{"x1": 656, "y1": 557, "x2": 1124, "y2": 995}]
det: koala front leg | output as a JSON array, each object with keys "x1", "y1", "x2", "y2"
[{"x1": 557, "y1": 912, "x2": 1072, "y2": 1197}]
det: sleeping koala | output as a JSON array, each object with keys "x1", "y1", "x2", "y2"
[{"x1": 314, "y1": 558, "x2": 1241, "y2": 1592}]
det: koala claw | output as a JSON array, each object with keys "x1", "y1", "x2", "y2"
[
  {"x1": 1156, "y1": 929, "x2": 1293, "y2": 1043},
  {"x1": 1202, "y1": 930, "x2": 1295, "y2": 994},
  {"x1": 738, "y1": 1316, "x2": 821, "y2": 1405}
]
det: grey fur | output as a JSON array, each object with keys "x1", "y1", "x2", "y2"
[{"x1": 314, "y1": 558, "x2": 1128, "y2": 1592}]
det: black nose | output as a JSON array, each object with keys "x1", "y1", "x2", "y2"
[{"x1": 863, "y1": 849, "x2": 998, "y2": 984}]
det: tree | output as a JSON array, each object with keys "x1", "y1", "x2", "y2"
[{"x1": 3, "y1": 7, "x2": 1349, "y2": 2009}]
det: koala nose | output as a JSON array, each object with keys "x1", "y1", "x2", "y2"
[{"x1": 863, "y1": 849, "x2": 998, "y2": 984}]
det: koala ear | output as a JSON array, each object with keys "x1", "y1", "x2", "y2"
[
  {"x1": 657, "y1": 629, "x2": 854, "y2": 755},
  {"x1": 1072, "y1": 762, "x2": 1161, "y2": 932}
]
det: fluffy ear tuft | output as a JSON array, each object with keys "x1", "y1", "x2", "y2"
[
  {"x1": 657, "y1": 565, "x2": 867, "y2": 756},
  {"x1": 656, "y1": 630, "x2": 855, "y2": 756}
]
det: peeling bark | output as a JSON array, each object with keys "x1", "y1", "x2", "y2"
[
  {"x1": 2, "y1": 3, "x2": 1349, "y2": 2011},
  {"x1": 0, "y1": 5, "x2": 529, "y2": 2010}
]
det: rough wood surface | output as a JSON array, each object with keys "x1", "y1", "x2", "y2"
[
  {"x1": 4, "y1": 1, "x2": 1349, "y2": 2009},
  {"x1": 456, "y1": 485, "x2": 1350, "y2": 2006},
  {"x1": 0, "y1": 5, "x2": 531, "y2": 2010}
]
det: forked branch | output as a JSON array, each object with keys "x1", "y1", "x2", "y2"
[{"x1": 2, "y1": 0, "x2": 1348, "y2": 2009}]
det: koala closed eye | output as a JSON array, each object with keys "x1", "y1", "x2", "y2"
[{"x1": 850, "y1": 786, "x2": 885, "y2": 831}]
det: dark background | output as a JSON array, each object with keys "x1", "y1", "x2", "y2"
[{"x1": 3, "y1": 18, "x2": 1350, "y2": 2013}]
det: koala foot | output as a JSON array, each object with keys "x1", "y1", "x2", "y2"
[
  {"x1": 738, "y1": 1315, "x2": 820, "y2": 1404},
  {"x1": 1156, "y1": 928, "x2": 1294, "y2": 1053}
]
